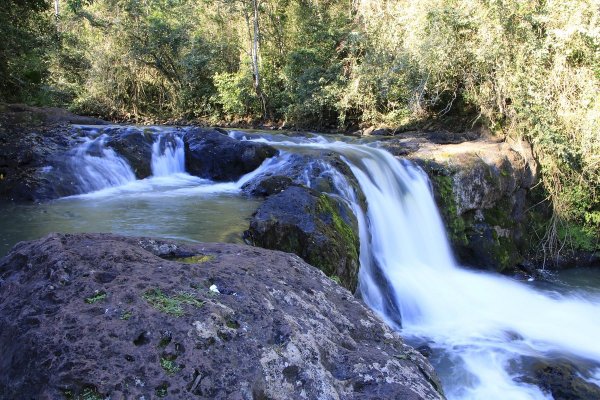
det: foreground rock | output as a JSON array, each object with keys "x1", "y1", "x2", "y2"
[
  {"x1": 245, "y1": 186, "x2": 360, "y2": 292},
  {"x1": 185, "y1": 128, "x2": 278, "y2": 181},
  {"x1": 0, "y1": 233, "x2": 443, "y2": 400}
]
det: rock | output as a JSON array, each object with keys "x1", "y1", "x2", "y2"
[
  {"x1": 0, "y1": 124, "x2": 83, "y2": 201},
  {"x1": 408, "y1": 139, "x2": 539, "y2": 272},
  {"x1": 243, "y1": 175, "x2": 292, "y2": 196},
  {"x1": 531, "y1": 361, "x2": 600, "y2": 400},
  {"x1": 105, "y1": 129, "x2": 155, "y2": 179},
  {"x1": 244, "y1": 186, "x2": 360, "y2": 292},
  {"x1": 0, "y1": 103, "x2": 107, "y2": 127},
  {"x1": 0, "y1": 233, "x2": 444, "y2": 400},
  {"x1": 241, "y1": 152, "x2": 366, "y2": 207},
  {"x1": 184, "y1": 128, "x2": 278, "y2": 181}
]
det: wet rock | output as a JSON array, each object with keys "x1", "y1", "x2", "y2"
[
  {"x1": 0, "y1": 124, "x2": 82, "y2": 201},
  {"x1": 244, "y1": 186, "x2": 360, "y2": 292},
  {"x1": 532, "y1": 361, "x2": 600, "y2": 400},
  {"x1": 242, "y1": 175, "x2": 292, "y2": 196},
  {"x1": 184, "y1": 128, "x2": 277, "y2": 181},
  {"x1": 409, "y1": 139, "x2": 539, "y2": 272},
  {"x1": 0, "y1": 233, "x2": 444, "y2": 400},
  {"x1": 241, "y1": 152, "x2": 366, "y2": 207},
  {"x1": 105, "y1": 129, "x2": 155, "y2": 179}
]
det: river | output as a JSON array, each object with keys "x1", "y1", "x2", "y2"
[{"x1": 1, "y1": 125, "x2": 599, "y2": 399}]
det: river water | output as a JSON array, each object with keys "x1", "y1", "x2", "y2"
[{"x1": 1, "y1": 126, "x2": 599, "y2": 399}]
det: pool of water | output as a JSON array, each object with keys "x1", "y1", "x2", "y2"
[{"x1": 0, "y1": 174, "x2": 261, "y2": 257}]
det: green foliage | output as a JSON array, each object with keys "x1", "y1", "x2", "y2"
[
  {"x1": 143, "y1": 288, "x2": 204, "y2": 317},
  {"x1": 214, "y1": 69, "x2": 261, "y2": 119},
  {"x1": 0, "y1": 0, "x2": 54, "y2": 104},
  {"x1": 84, "y1": 291, "x2": 107, "y2": 304},
  {"x1": 5, "y1": 0, "x2": 598, "y2": 249},
  {"x1": 159, "y1": 357, "x2": 181, "y2": 375}
]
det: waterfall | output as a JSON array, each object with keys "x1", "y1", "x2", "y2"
[
  {"x1": 70, "y1": 135, "x2": 136, "y2": 193},
  {"x1": 151, "y1": 134, "x2": 186, "y2": 176},
  {"x1": 254, "y1": 137, "x2": 600, "y2": 400},
  {"x1": 336, "y1": 144, "x2": 600, "y2": 400}
]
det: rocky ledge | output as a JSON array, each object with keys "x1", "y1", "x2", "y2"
[{"x1": 0, "y1": 233, "x2": 444, "y2": 400}]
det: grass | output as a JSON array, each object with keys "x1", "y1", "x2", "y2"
[
  {"x1": 160, "y1": 357, "x2": 181, "y2": 375},
  {"x1": 84, "y1": 292, "x2": 107, "y2": 304},
  {"x1": 175, "y1": 254, "x2": 215, "y2": 264},
  {"x1": 143, "y1": 288, "x2": 204, "y2": 317},
  {"x1": 119, "y1": 310, "x2": 132, "y2": 320}
]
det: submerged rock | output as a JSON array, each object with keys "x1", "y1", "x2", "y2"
[
  {"x1": 0, "y1": 233, "x2": 443, "y2": 400},
  {"x1": 244, "y1": 186, "x2": 360, "y2": 292},
  {"x1": 531, "y1": 361, "x2": 600, "y2": 400},
  {"x1": 184, "y1": 128, "x2": 278, "y2": 181}
]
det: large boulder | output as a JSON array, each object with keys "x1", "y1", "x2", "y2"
[
  {"x1": 241, "y1": 152, "x2": 364, "y2": 202},
  {"x1": 244, "y1": 186, "x2": 360, "y2": 292},
  {"x1": 407, "y1": 138, "x2": 539, "y2": 272},
  {"x1": 104, "y1": 128, "x2": 155, "y2": 179},
  {"x1": 184, "y1": 128, "x2": 278, "y2": 181},
  {"x1": 530, "y1": 361, "x2": 600, "y2": 400},
  {"x1": 0, "y1": 124, "x2": 83, "y2": 201},
  {"x1": 0, "y1": 233, "x2": 444, "y2": 400}
]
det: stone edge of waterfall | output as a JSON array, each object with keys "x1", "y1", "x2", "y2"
[{"x1": 0, "y1": 233, "x2": 445, "y2": 400}]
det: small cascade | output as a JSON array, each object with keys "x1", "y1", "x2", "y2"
[
  {"x1": 151, "y1": 134, "x2": 186, "y2": 176},
  {"x1": 69, "y1": 135, "x2": 136, "y2": 193}
]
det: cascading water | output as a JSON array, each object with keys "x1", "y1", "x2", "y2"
[
  {"x1": 250, "y1": 136, "x2": 600, "y2": 399},
  {"x1": 6, "y1": 125, "x2": 600, "y2": 398},
  {"x1": 151, "y1": 134, "x2": 186, "y2": 176},
  {"x1": 69, "y1": 134, "x2": 136, "y2": 193}
]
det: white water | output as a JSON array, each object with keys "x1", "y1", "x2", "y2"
[
  {"x1": 338, "y1": 145, "x2": 600, "y2": 399},
  {"x1": 151, "y1": 134, "x2": 186, "y2": 176},
  {"x1": 246, "y1": 135, "x2": 600, "y2": 399},
  {"x1": 63, "y1": 128, "x2": 600, "y2": 398},
  {"x1": 70, "y1": 135, "x2": 136, "y2": 192}
]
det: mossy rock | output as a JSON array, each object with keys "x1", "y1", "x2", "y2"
[{"x1": 244, "y1": 186, "x2": 360, "y2": 291}]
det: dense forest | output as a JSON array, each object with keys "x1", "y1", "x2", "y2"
[{"x1": 1, "y1": 0, "x2": 599, "y2": 252}]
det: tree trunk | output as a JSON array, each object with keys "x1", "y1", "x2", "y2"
[{"x1": 251, "y1": 0, "x2": 267, "y2": 119}]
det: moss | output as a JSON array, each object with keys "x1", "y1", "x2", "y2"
[
  {"x1": 119, "y1": 310, "x2": 132, "y2": 320},
  {"x1": 174, "y1": 254, "x2": 214, "y2": 264},
  {"x1": 316, "y1": 194, "x2": 359, "y2": 261},
  {"x1": 143, "y1": 288, "x2": 204, "y2": 317},
  {"x1": 429, "y1": 173, "x2": 468, "y2": 245},
  {"x1": 160, "y1": 357, "x2": 182, "y2": 375},
  {"x1": 155, "y1": 384, "x2": 169, "y2": 398},
  {"x1": 158, "y1": 335, "x2": 172, "y2": 348},
  {"x1": 63, "y1": 387, "x2": 104, "y2": 400},
  {"x1": 329, "y1": 275, "x2": 342, "y2": 285},
  {"x1": 84, "y1": 291, "x2": 107, "y2": 304},
  {"x1": 491, "y1": 235, "x2": 518, "y2": 272}
]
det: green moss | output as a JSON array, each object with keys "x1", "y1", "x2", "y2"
[
  {"x1": 429, "y1": 173, "x2": 468, "y2": 245},
  {"x1": 329, "y1": 275, "x2": 342, "y2": 285},
  {"x1": 84, "y1": 291, "x2": 107, "y2": 304},
  {"x1": 143, "y1": 288, "x2": 204, "y2": 317},
  {"x1": 119, "y1": 310, "x2": 133, "y2": 320},
  {"x1": 491, "y1": 235, "x2": 517, "y2": 272},
  {"x1": 62, "y1": 387, "x2": 104, "y2": 400},
  {"x1": 155, "y1": 384, "x2": 169, "y2": 398},
  {"x1": 160, "y1": 357, "x2": 181, "y2": 375},
  {"x1": 316, "y1": 194, "x2": 359, "y2": 261},
  {"x1": 483, "y1": 204, "x2": 512, "y2": 228},
  {"x1": 174, "y1": 254, "x2": 215, "y2": 264}
]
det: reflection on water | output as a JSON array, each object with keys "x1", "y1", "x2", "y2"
[{"x1": 0, "y1": 180, "x2": 260, "y2": 257}]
